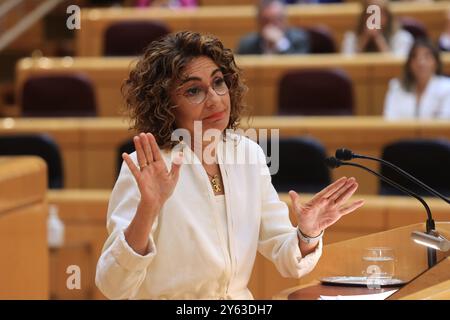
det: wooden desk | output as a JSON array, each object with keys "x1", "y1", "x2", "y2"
[
  {"x1": 0, "y1": 157, "x2": 48, "y2": 299},
  {"x1": 47, "y1": 190, "x2": 449, "y2": 300},
  {"x1": 283, "y1": 282, "x2": 394, "y2": 300},
  {"x1": 275, "y1": 223, "x2": 450, "y2": 300},
  {"x1": 388, "y1": 257, "x2": 450, "y2": 300},
  {"x1": 1, "y1": 117, "x2": 449, "y2": 192},
  {"x1": 258, "y1": 195, "x2": 450, "y2": 300},
  {"x1": 14, "y1": 53, "x2": 450, "y2": 117},
  {"x1": 76, "y1": 2, "x2": 450, "y2": 56},
  {"x1": 48, "y1": 190, "x2": 110, "y2": 300}
]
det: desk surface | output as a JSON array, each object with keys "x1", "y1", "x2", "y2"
[
  {"x1": 285, "y1": 283, "x2": 395, "y2": 300},
  {"x1": 282, "y1": 257, "x2": 450, "y2": 300}
]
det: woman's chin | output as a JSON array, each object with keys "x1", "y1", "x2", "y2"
[{"x1": 203, "y1": 117, "x2": 229, "y2": 133}]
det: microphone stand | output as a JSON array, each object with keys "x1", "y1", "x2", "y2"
[
  {"x1": 326, "y1": 158, "x2": 437, "y2": 268},
  {"x1": 336, "y1": 149, "x2": 450, "y2": 204}
]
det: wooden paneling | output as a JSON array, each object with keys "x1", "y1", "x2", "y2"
[
  {"x1": 0, "y1": 157, "x2": 48, "y2": 299},
  {"x1": 1, "y1": 117, "x2": 449, "y2": 193},
  {"x1": 275, "y1": 222, "x2": 450, "y2": 300},
  {"x1": 389, "y1": 257, "x2": 450, "y2": 300},
  {"x1": 15, "y1": 53, "x2": 450, "y2": 117},
  {"x1": 76, "y1": 2, "x2": 450, "y2": 56},
  {"x1": 47, "y1": 190, "x2": 450, "y2": 300},
  {"x1": 262, "y1": 194, "x2": 450, "y2": 300},
  {"x1": 0, "y1": 118, "x2": 82, "y2": 188},
  {"x1": 0, "y1": 156, "x2": 47, "y2": 213},
  {"x1": 48, "y1": 190, "x2": 110, "y2": 300}
]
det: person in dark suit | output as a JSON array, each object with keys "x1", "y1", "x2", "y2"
[{"x1": 237, "y1": 0, "x2": 310, "y2": 55}]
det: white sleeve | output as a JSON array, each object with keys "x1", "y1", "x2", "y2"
[
  {"x1": 437, "y1": 76, "x2": 450, "y2": 120},
  {"x1": 256, "y1": 147, "x2": 322, "y2": 279},
  {"x1": 391, "y1": 30, "x2": 414, "y2": 57},
  {"x1": 383, "y1": 79, "x2": 402, "y2": 120},
  {"x1": 439, "y1": 90, "x2": 450, "y2": 119},
  {"x1": 341, "y1": 31, "x2": 357, "y2": 54},
  {"x1": 95, "y1": 157, "x2": 158, "y2": 300}
]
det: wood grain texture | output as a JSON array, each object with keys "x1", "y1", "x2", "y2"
[
  {"x1": 1, "y1": 117, "x2": 448, "y2": 193},
  {"x1": 0, "y1": 157, "x2": 48, "y2": 299},
  {"x1": 14, "y1": 53, "x2": 450, "y2": 117}
]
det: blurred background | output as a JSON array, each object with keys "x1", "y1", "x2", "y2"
[{"x1": 0, "y1": 0, "x2": 449, "y2": 300}]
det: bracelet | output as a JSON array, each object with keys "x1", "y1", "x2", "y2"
[{"x1": 297, "y1": 227, "x2": 324, "y2": 244}]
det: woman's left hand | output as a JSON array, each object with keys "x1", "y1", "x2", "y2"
[{"x1": 289, "y1": 177, "x2": 365, "y2": 237}]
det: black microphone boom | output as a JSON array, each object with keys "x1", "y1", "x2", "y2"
[
  {"x1": 325, "y1": 156, "x2": 437, "y2": 268},
  {"x1": 335, "y1": 148, "x2": 450, "y2": 204}
]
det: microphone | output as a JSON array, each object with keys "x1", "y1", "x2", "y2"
[
  {"x1": 335, "y1": 148, "x2": 450, "y2": 204},
  {"x1": 325, "y1": 156, "x2": 437, "y2": 268}
]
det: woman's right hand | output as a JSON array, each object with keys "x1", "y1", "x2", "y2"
[{"x1": 122, "y1": 132, "x2": 183, "y2": 213}]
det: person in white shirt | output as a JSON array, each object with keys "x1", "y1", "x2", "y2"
[
  {"x1": 95, "y1": 31, "x2": 365, "y2": 300},
  {"x1": 438, "y1": 9, "x2": 450, "y2": 52},
  {"x1": 341, "y1": 0, "x2": 414, "y2": 56},
  {"x1": 384, "y1": 39, "x2": 450, "y2": 120}
]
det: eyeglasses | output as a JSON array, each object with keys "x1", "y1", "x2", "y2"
[{"x1": 178, "y1": 77, "x2": 229, "y2": 105}]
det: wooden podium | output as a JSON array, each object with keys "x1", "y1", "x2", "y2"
[
  {"x1": 274, "y1": 222, "x2": 450, "y2": 300},
  {"x1": 0, "y1": 156, "x2": 49, "y2": 299}
]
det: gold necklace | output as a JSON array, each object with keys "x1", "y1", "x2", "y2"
[{"x1": 206, "y1": 171, "x2": 223, "y2": 193}]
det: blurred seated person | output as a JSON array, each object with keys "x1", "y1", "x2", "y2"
[
  {"x1": 383, "y1": 39, "x2": 450, "y2": 120},
  {"x1": 284, "y1": 0, "x2": 342, "y2": 3},
  {"x1": 438, "y1": 9, "x2": 450, "y2": 52},
  {"x1": 128, "y1": 0, "x2": 197, "y2": 7},
  {"x1": 237, "y1": 0, "x2": 310, "y2": 55},
  {"x1": 342, "y1": 0, "x2": 413, "y2": 56}
]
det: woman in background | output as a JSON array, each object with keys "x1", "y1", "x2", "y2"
[
  {"x1": 342, "y1": 0, "x2": 413, "y2": 56},
  {"x1": 383, "y1": 39, "x2": 450, "y2": 120}
]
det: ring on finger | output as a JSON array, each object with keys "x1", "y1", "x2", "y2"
[{"x1": 140, "y1": 163, "x2": 148, "y2": 169}]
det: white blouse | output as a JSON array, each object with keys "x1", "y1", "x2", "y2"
[
  {"x1": 214, "y1": 194, "x2": 230, "y2": 255},
  {"x1": 95, "y1": 133, "x2": 322, "y2": 300},
  {"x1": 341, "y1": 29, "x2": 414, "y2": 57},
  {"x1": 383, "y1": 76, "x2": 450, "y2": 120}
]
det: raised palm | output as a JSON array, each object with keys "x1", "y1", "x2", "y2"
[
  {"x1": 122, "y1": 133, "x2": 183, "y2": 211},
  {"x1": 289, "y1": 177, "x2": 365, "y2": 237}
]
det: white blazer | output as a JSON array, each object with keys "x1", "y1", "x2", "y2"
[
  {"x1": 383, "y1": 76, "x2": 450, "y2": 120},
  {"x1": 95, "y1": 133, "x2": 322, "y2": 300}
]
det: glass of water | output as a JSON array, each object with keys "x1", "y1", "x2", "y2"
[{"x1": 362, "y1": 247, "x2": 395, "y2": 289}]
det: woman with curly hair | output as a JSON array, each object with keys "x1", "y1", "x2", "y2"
[{"x1": 95, "y1": 31, "x2": 364, "y2": 299}]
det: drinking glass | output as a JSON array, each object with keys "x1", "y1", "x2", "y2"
[{"x1": 362, "y1": 247, "x2": 395, "y2": 289}]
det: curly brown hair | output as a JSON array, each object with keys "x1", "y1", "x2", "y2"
[{"x1": 122, "y1": 31, "x2": 248, "y2": 150}]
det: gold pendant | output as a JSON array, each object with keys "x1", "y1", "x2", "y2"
[{"x1": 210, "y1": 174, "x2": 222, "y2": 193}]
